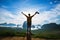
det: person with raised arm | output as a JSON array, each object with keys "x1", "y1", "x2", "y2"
[{"x1": 21, "y1": 11, "x2": 39, "y2": 40}]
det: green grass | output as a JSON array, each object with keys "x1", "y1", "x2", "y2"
[{"x1": 0, "y1": 27, "x2": 60, "y2": 38}]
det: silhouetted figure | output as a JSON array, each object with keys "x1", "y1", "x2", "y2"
[{"x1": 21, "y1": 12, "x2": 39, "y2": 40}]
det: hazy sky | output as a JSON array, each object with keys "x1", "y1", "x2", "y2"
[{"x1": 0, "y1": 0, "x2": 60, "y2": 26}]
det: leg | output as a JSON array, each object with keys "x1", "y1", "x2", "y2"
[{"x1": 27, "y1": 25, "x2": 31, "y2": 40}]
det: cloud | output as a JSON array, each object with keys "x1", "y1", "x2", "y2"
[
  {"x1": 41, "y1": 4, "x2": 60, "y2": 24},
  {"x1": 0, "y1": 3, "x2": 60, "y2": 30},
  {"x1": 31, "y1": 4, "x2": 60, "y2": 25},
  {"x1": 0, "y1": 8, "x2": 25, "y2": 25},
  {"x1": 0, "y1": 3, "x2": 60, "y2": 29}
]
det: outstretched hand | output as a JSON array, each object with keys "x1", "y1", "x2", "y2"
[
  {"x1": 21, "y1": 12, "x2": 24, "y2": 14},
  {"x1": 35, "y1": 11, "x2": 39, "y2": 14}
]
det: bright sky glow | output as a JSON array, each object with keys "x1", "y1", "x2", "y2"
[{"x1": 0, "y1": 0, "x2": 60, "y2": 30}]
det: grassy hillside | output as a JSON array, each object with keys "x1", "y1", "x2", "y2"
[{"x1": 0, "y1": 27, "x2": 60, "y2": 39}]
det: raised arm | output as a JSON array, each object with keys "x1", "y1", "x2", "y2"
[
  {"x1": 21, "y1": 12, "x2": 28, "y2": 17},
  {"x1": 31, "y1": 13, "x2": 36, "y2": 17},
  {"x1": 31, "y1": 11, "x2": 39, "y2": 17}
]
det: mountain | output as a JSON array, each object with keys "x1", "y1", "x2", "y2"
[
  {"x1": 22, "y1": 21, "x2": 27, "y2": 29},
  {"x1": 41, "y1": 23, "x2": 60, "y2": 31},
  {"x1": 22, "y1": 21, "x2": 36, "y2": 30},
  {"x1": 31, "y1": 25, "x2": 35, "y2": 28},
  {"x1": 0, "y1": 23, "x2": 16, "y2": 27}
]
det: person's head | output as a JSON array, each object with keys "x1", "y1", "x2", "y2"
[{"x1": 28, "y1": 14, "x2": 30, "y2": 16}]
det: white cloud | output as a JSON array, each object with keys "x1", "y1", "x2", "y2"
[
  {"x1": 41, "y1": 4, "x2": 60, "y2": 24},
  {"x1": 0, "y1": 8, "x2": 25, "y2": 25},
  {"x1": 0, "y1": 4, "x2": 60, "y2": 29},
  {"x1": 31, "y1": 4, "x2": 60, "y2": 25}
]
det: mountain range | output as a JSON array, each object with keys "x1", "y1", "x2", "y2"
[
  {"x1": 0, "y1": 23, "x2": 17, "y2": 27},
  {"x1": 0, "y1": 22, "x2": 60, "y2": 31}
]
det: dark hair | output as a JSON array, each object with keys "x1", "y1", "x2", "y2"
[{"x1": 28, "y1": 14, "x2": 30, "y2": 15}]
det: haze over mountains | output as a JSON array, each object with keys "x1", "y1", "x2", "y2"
[
  {"x1": 0, "y1": 21, "x2": 41, "y2": 30},
  {"x1": 0, "y1": 23, "x2": 16, "y2": 27},
  {"x1": 0, "y1": 21, "x2": 60, "y2": 31}
]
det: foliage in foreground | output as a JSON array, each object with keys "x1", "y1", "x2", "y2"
[{"x1": 0, "y1": 27, "x2": 60, "y2": 39}]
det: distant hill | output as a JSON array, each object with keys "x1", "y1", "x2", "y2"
[
  {"x1": 22, "y1": 21, "x2": 39, "y2": 30},
  {"x1": 22, "y1": 21, "x2": 27, "y2": 29},
  {"x1": 41, "y1": 23, "x2": 60, "y2": 31},
  {"x1": 0, "y1": 23, "x2": 16, "y2": 27}
]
